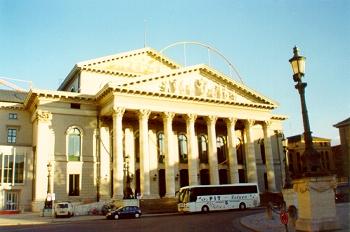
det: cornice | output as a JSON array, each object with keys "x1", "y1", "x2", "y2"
[
  {"x1": 24, "y1": 89, "x2": 96, "y2": 110},
  {"x1": 77, "y1": 47, "x2": 180, "y2": 69},
  {"x1": 98, "y1": 85, "x2": 275, "y2": 110}
]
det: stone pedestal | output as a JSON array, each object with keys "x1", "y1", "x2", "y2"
[
  {"x1": 282, "y1": 188, "x2": 298, "y2": 209},
  {"x1": 293, "y1": 175, "x2": 339, "y2": 231}
]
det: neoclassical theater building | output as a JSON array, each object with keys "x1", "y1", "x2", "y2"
[{"x1": 0, "y1": 47, "x2": 286, "y2": 212}]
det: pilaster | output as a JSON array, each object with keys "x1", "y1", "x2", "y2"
[{"x1": 32, "y1": 110, "x2": 53, "y2": 212}]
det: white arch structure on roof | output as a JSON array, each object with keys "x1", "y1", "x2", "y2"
[{"x1": 160, "y1": 41, "x2": 244, "y2": 84}]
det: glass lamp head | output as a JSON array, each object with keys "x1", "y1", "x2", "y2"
[{"x1": 289, "y1": 46, "x2": 306, "y2": 81}]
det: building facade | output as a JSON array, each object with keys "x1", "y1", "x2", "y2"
[
  {"x1": 0, "y1": 47, "x2": 286, "y2": 212},
  {"x1": 334, "y1": 118, "x2": 350, "y2": 183},
  {"x1": 286, "y1": 134, "x2": 335, "y2": 178}
]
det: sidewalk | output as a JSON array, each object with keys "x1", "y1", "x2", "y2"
[
  {"x1": 240, "y1": 203, "x2": 350, "y2": 232},
  {"x1": 0, "y1": 211, "x2": 178, "y2": 227}
]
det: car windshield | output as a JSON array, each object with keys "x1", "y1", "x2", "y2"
[{"x1": 57, "y1": 204, "x2": 68, "y2": 208}]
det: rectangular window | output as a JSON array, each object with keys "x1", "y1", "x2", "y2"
[
  {"x1": 7, "y1": 128, "x2": 17, "y2": 143},
  {"x1": 9, "y1": 113, "x2": 17, "y2": 120},
  {"x1": 0, "y1": 153, "x2": 25, "y2": 184},
  {"x1": 70, "y1": 103, "x2": 80, "y2": 109},
  {"x1": 14, "y1": 155, "x2": 24, "y2": 183},
  {"x1": 3, "y1": 155, "x2": 13, "y2": 183},
  {"x1": 69, "y1": 174, "x2": 80, "y2": 196}
]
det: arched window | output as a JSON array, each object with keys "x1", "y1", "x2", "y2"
[
  {"x1": 178, "y1": 134, "x2": 188, "y2": 163},
  {"x1": 67, "y1": 127, "x2": 81, "y2": 161},
  {"x1": 157, "y1": 132, "x2": 165, "y2": 163},
  {"x1": 217, "y1": 136, "x2": 227, "y2": 164},
  {"x1": 198, "y1": 135, "x2": 208, "y2": 163}
]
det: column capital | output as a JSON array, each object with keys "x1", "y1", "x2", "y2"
[
  {"x1": 36, "y1": 110, "x2": 52, "y2": 122},
  {"x1": 184, "y1": 114, "x2": 197, "y2": 123},
  {"x1": 112, "y1": 107, "x2": 125, "y2": 117},
  {"x1": 224, "y1": 117, "x2": 237, "y2": 126},
  {"x1": 244, "y1": 119, "x2": 255, "y2": 127},
  {"x1": 205, "y1": 115, "x2": 217, "y2": 124},
  {"x1": 263, "y1": 120, "x2": 272, "y2": 127},
  {"x1": 161, "y1": 112, "x2": 175, "y2": 120},
  {"x1": 137, "y1": 109, "x2": 151, "y2": 119}
]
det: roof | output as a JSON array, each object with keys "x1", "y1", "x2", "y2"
[
  {"x1": 287, "y1": 134, "x2": 331, "y2": 142},
  {"x1": 0, "y1": 89, "x2": 28, "y2": 103},
  {"x1": 334, "y1": 117, "x2": 350, "y2": 128},
  {"x1": 58, "y1": 47, "x2": 181, "y2": 91}
]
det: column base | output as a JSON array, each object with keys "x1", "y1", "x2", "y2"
[
  {"x1": 31, "y1": 200, "x2": 45, "y2": 212},
  {"x1": 165, "y1": 193, "x2": 176, "y2": 198},
  {"x1": 282, "y1": 188, "x2": 298, "y2": 208},
  {"x1": 296, "y1": 217, "x2": 339, "y2": 231},
  {"x1": 141, "y1": 194, "x2": 160, "y2": 199}
]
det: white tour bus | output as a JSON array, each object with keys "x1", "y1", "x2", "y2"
[{"x1": 177, "y1": 183, "x2": 260, "y2": 213}]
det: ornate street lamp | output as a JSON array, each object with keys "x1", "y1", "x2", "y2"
[{"x1": 289, "y1": 47, "x2": 324, "y2": 176}]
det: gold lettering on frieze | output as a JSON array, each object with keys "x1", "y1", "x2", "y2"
[{"x1": 160, "y1": 77, "x2": 236, "y2": 101}]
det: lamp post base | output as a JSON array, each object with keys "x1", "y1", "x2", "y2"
[{"x1": 293, "y1": 175, "x2": 339, "y2": 231}]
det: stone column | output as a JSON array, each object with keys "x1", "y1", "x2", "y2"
[
  {"x1": 162, "y1": 112, "x2": 176, "y2": 197},
  {"x1": 225, "y1": 117, "x2": 239, "y2": 184},
  {"x1": 244, "y1": 120, "x2": 258, "y2": 183},
  {"x1": 138, "y1": 109, "x2": 151, "y2": 197},
  {"x1": 205, "y1": 116, "x2": 219, "y2": 185},
  {"x1": 32, "y1": 110, "x2": 53, "y2": 212},
  {"x1": 112, "y1": 107, "x2": 125, "y2": 199},
  {"x1": 263, "y1": 121, "x2": 276, "y2": 192},
  {"x1": 185, "y1": 114, "x2": 199, "y2": 186}
]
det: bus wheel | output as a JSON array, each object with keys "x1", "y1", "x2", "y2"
[
  {"x1": 201, "y1": 205, "x2": 209, "y2": 213},
  {"x1": 239, "y1": 202, "x2": 246, "y2": 210}
]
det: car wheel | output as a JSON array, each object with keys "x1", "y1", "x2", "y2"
[
  {"x1": 114, "y1": 214, "x2": 119, "y2": 220},
  {"x1": 135, "y1": 213, "x2": 140, "y2": 218},
  {"x1": 68, "y1": 212, "x2": 71, "y2": 218},
  {"x1": 201, "y1": 205, "x2": 209, "y2": 213},
  {"x1": 239, "y1": 202, "x2": 246, "y2": 210}
]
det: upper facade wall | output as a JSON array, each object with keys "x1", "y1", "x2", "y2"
[{"x1": 0, "y1": 109, "x2": 32, "y2": 146}]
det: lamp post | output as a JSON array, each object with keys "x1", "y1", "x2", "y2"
[{"x1": 289, "y1": 46, "x2": 323, "y2": 176}]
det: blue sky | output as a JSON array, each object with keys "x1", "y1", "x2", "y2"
[{"x1": 1, "y1": 0, "x2": 349, "y2": 144}]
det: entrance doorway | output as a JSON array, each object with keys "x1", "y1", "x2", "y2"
[
  {"x1": 179, "y1": 169, "x2": 189, "y2": 187},
  {"x1": 219, "y1": 169, "x2": 228, "y2": 184},
  {"x1": 5, "y1": 191, "x2": 18, "y2": 210},
  {"x1": 200, "y1": 169, "x2": 210, "y2": 185},
  {"x1": 158, "y1": 169, "x2": 166, "y2": 197}
]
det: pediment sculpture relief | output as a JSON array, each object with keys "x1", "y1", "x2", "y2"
[{"x1": 160, "y1": 78, "x2": 236, "y2": 101}]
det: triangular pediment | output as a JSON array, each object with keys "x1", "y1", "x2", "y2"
[
  {"x1": 77, "y1": 47, "x2": 180, "y2": 76},
  {"x1": 116, "y1": 64, "x2": 278, "y2": 107}
]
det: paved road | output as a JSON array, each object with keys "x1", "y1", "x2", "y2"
[{"x1": 0, "y1": 209, "x2": 262, "y2": 232}]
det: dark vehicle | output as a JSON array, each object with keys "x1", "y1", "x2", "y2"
[
  {"x1": 106, "y1": 206, "x2": 141, "y2": 220},
  {"x1": 335, "y1": 183, "x2": 350, "y2": 203}
]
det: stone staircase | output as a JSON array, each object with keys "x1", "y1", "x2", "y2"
[{"x1": 139, "y1": 198, "x2": 178, "y2": 214}]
